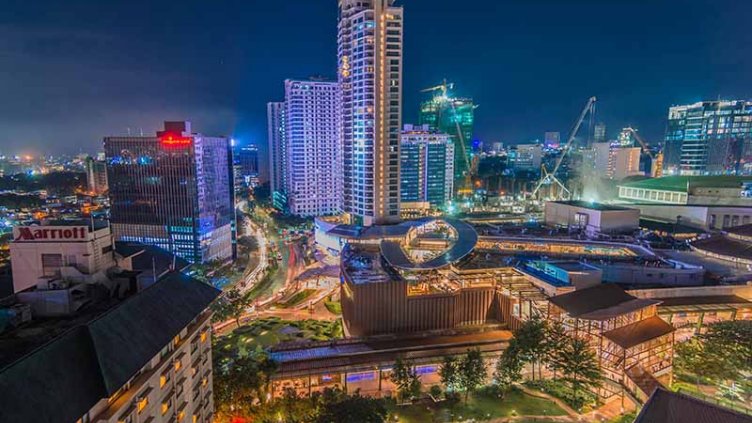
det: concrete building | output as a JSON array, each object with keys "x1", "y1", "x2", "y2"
[
  {"x1": 594, "y1": 122, "x2": 607, "y2": 144},
  {"x1": 591, "y1": 142, "x2": 642, "y2": 180},
  {"x1": 544, "y1": 200, "x2": 640, "y2": 236},
  {"x1": 509, "y1": 143, "x2": 542, "y2": 171},
  {"x1": 0, "y1": 270, "x2": 219, "y2": 423},
  {"x1": 339, "y1": 0, "x2": 403, "y2": 226},
  {"x1": 400, "y1": 124, "x2": 454, "y2": 206},
  {"x1": 104, "y1": 121, "x2": 236, "y2": 264},
  {"x1": 85, "y1": 156, "x2": 108, "y2": 195},
  {"x1": 235, "y1": 144, "x2": 260, "y2": 184},
  {"x1": 9, "y1": 219, "x2": 115, "y2": 293},
  {"x1": 617, "y1": 176, "x2": 752, "y2": 229},
  {"x1": 664, "y1": 100, "x2": 752, "y2": 175},
  {"x1": 267, "y1": 101, "x2": 287, "y2": 201},
  {"x1": 284, "y1": 79, "x2": 342, "y2": 216}
]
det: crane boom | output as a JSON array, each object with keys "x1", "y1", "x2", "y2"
[
  {"x1": 624, "y1": 127, "x2": 655, "y2": 160},
  {"x1": 530, "y1": 96, "x2": 597, "y2": 199}
]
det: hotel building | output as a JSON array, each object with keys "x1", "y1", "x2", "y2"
[
  {"x1": 104, "y1": 121, "x2": 236, "y2": 264},
  {"x1": 338, "y1": 0, "x2": 403, "y2": 226}
]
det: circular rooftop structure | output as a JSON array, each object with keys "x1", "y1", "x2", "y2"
[{"x1": 379, "y1": 218, "x2": 478, "y2": 270}]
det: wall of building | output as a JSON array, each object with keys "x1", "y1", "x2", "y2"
[{"x1": 544, "y1": 202, "x2": 640, "y2": 235}]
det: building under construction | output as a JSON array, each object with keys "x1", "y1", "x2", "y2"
[{"x1": 419, "y1": 82, "x2": 476, "y2": 196}]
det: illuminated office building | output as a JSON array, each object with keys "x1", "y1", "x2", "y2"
[
  {"x1": 85, "y1": 156, "x2": 108, "y2": 195},
  {"x1": 544, "y1": 131, "x2": 560, "y2": 149},
  {"x1": 664, "y1": 100, "x2": 752, "y2": 175},
  {"x1": 267, "y1": 101, "x2": 287, "y2": 204},
  {"x1": 338, "y1": 0, "x2": 403, "y2": 226},
  {"x1": 104, "y1": 121, "x2": 236, "y2": 264},
  {"x1": 594, "y1": 122, "x2": 607, "y2": 144},
  {"x1": 400, "y1": 124, "x2": 454, "y2": 206}
]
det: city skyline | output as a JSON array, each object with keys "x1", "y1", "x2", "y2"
[{"x1": 2, "y1": 0, "x2": 752, "y2": 156}]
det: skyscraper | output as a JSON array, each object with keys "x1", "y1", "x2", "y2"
[
  {"x1": 419, "y1": 86, "x2": 475, "y2": 192},
  {"x1": 85, "y1": 156, "x2": 108, "y2": 195},
  {"x1": 284, "y1": 79, "x2": 342, "y2": 216},
  {"x1": 267, "y1": 102, "x2": 287, "y2": 201},
  {"x1": 338, "y1": 0, "x2": 403, "y2": 226},
  {"x1": 664, "y1": 100, "x2": 752, "y2": 175},
  {"x1": 400, "y1": 124, "x2": 454, "y2": 206},
  {"x1": 105, "y1": 121, "x2": 236, "y2": 264}
]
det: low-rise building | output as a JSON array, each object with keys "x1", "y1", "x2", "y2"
[{"x1": 544, "y1": 200, "x2": 640, "y2": 236}]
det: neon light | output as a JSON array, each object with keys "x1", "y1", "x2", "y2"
[{"x1": 161, "y1": 135, "x2": 192, "y2": 147}]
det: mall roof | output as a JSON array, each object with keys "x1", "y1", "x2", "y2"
[
  {"x1": 691, "y1": 235, "x2": 752, "y2": 262},
  {"x1": 726, "y1": 223, "x2": 752, "y2": 238},
  {"x1": 635, "y1": 387, "x2": 752, "y2": 423},
  {"x1": 380, "y1": 218, "x2": 478, "y2": 270},
  {"x1": 619, "y1": 175, "x2": 751, "y2": 193},
  {"x1": 602, "y1": 315, "x2": 674, "y2": 349},
  {"x1": 548, "y1": 284, "x2": 660, "y2": 320},
  {"x1": 550, "y1": 200, "x2": 633, "y2": 211},
  {"x1": 0, "y1": 272, "x2": 219, "y2": 423}
]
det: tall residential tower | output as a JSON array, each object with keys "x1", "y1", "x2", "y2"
[{"x1": 338, "y1": 0, "x2": 403, "y2": 226}]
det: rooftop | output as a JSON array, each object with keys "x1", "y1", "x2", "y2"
[
  {"x1": 379, "y1": 218, "x2": 478, "y2": 270},
  {"x1": 619, "y1": 175, "x2": 752, "y2": 193},
  {"x1": 548, "y1": 284, "x2": 661, "y2": 320},
  {"x1": 691, "y1": 235, "x2": 752, "y2": 262},
  {"x1": 0, "y1": 272, "x2": 220, "y2": 423},
  {"x1": 551, "y1": 200, "x2": 633, "y2": 211},
  {"x1": 635, "y1": 387, "x2": 752, "y2": 423},
  {"x1": 602, "y1": 315, "x2": 675, "y2": 349}
]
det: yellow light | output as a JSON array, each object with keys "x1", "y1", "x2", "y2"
[
  {"x1": 200, "y1": 331, "x2": 207, "y2": 343},
  {"x1": 161, "y1": 402, "x2": 169, "y2": 415},
  {"x1": 174, "y1": 360, "x2": 182, "y2": 371},
  {"x1": 137, "y1": 397, "x2": 148, "y2": 413},
  {"x1": 160, "y1": 375, "x2": 167, "y2": 388}
]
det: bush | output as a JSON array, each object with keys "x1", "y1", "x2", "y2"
[
  {"x1": 429, "y1": 385, "x2": 442, "y2": 399},
  {"x1": 525, "y1": 379, "x2": 597, "y2": 411}
]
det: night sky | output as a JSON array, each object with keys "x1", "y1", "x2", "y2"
[{"x1": 1, "y1": 0, "x2": 751, "y2": 156}]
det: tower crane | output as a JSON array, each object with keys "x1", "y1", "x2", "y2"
[
  {"x1": 530, "y1": 96, "x2": 597, "y2": 200},
  {"x1": 421, "y1": 80, "x2": 476, "y2": 197}
]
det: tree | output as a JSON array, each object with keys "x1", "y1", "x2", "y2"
[
  {"x1": 493, "y1": 344, "x2": 523, "y2": 399},
  {"x1": 557, "y1": 337, "x2": 601, "y2": 408},
  {"x1": 544, "y1": 320, "x2": 568, "y2": 379},
  {"x1": 212, "y1": 289, "x2": 251, "y2": 328},
  {"x1": 513, "y1": 316, "x2": 547, "y2": 380},
  {"x1": 314, "y1": 389, "x2": 387, "y2": 423},
  {"x1": 214, "y1": 353, "x2": 278, "y2": 418},
  {"x1": 439, "y1": 355, "x2": 460, "y2": 393},
  {"x1": 458, "y1": 348, "x2": 487, "y2": 403},
  {"x1": 392, "y1": 357, "x2": 421, "y2": 402},
  {"x1": 675, "y1": 321, "x2": 752, "y2": 388}
]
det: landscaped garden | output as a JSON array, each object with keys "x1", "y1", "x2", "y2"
[{"x1": 385, "y1": 387, "x2": 567, "y2": 423}]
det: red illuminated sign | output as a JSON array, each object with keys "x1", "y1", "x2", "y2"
[{"x1": 160, "y1": 134, "x2": 192, "y2": 147}]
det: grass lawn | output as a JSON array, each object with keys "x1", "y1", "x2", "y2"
[
  {"x1": 277, "y1": 289, "x2": 317, "y2": 308},
  {"x1": 386, "y1": 388, "x2": 567, "y2": 423},
  {"x1": 214, "y1": 317, "x2": 343, "y2": 361},
  {"x1": 324, "y1": 300, "x2": 342, "y2": 315}
]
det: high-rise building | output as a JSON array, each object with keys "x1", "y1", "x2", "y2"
[
  {"x1": 267, "y1": 102, "x2": 287, "y2": 200},
  {"x1": 400, "y1": 124, "x2": 454, "y2": 206},
  {"x1": 594, "y1": 122, "x2": 607, "y2": 144},
  {"x1": 104, "y1": 121, "x2": 236, "y2": 264},
  {"x1": 510, "y1": 143, "x2": 542, "y2": 171},
  {"x1": 544, "y1": 131, "x2": 561, "y2": 149},
  {"x1": 664, "y1": 100, "x2": 752, "y2": 175},
  {"x1": 591, "y1": 142, "x2": 642, "y2": 180},
  {"x1": 85, "y1": 156, "x2": 108, "y2": 195},
  {"x1": 236, "y1": 144, "x2": 259, "y2": 179},
  {"x1": 338, "y1": 0, "x2": 403, "y2": 226},
  {"x1": 419, "y1": 89, "x2": 475, "y2": 188},
  {"x1": 284, "y1": 79, "x2": 342, "y2": 216}
]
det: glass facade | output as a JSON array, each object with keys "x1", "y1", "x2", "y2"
[
  {"x1": 105, "y1": 121, "x2": 236, "y2": 264},
  {"x1": 664, "y1": 100, "x2": 752, "y2": 175},
  {"x1": 419, "y1": 96, "x2": 475, "y2": 185},
  {"x1": 400, "y1": 125, "x2": 454, "y2": 206}
]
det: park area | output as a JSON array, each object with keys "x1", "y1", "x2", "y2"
[
  {"x1": 214, "y1": 316, "x2": 343, "y2": 361},
  {"x1": 386, "y1": 387, "x2": 568, "y2": 423}
]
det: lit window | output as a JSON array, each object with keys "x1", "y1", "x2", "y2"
[
  {"x1": 175, "y1": 359, "x2": 182, "y2": 372},
  {"x1": 160, "y1": 374, "x2": 168, "y2": 388},
  {"x1": 136, "y1": 397, "x2": 148, "y2": 413},
  {"x1": 192, "y1": 415, "x2": 198, "y2": 423},
  {"x1": 200, "y1": 331, "x2": 207, "y2": 343},
  {"x1": 177, "y1": 410, "x2": 186, "y2": 421}
]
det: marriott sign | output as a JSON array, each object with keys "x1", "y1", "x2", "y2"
[{"x1": 12, "y1": 226, "x2": 89, "y2": 242}]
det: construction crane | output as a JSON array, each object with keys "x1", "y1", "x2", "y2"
[
  {"x1": 530, "y1": 96, "x2": 597, "y2": 200},
  {"x1": 421, "y1": 80, "x2": 475, "y2": 197},
  {"x1": 622, "y1": 127, "x2": 663, "y2": 177}
]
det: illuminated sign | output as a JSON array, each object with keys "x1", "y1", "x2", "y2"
[
  {"x1": 13, "y1": 226, "x2": 88, "y2": 242},
  {"x1": 160, "y1": 134, "x2": 193, "y2": 147}
]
